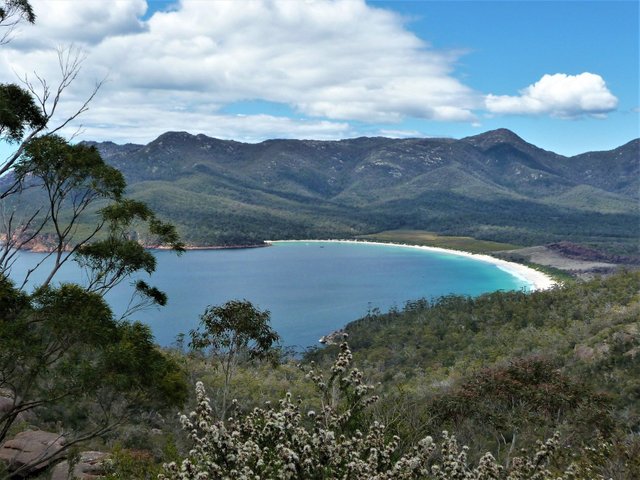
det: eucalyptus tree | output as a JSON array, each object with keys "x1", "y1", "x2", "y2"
[
  {"x1": 0, "y1": 2, "x2": 188, "y2": 477},
  {"x1": 0, "y1": 0, "x2": 34, "y2": 44},
  {"x1": 190, "y1": 300, "x2": 281, "y2": 419}
]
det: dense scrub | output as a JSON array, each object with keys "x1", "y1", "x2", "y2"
[
  {"x1": 6, "y1": 272, "x2": 637, "y2": 478},
  {"x1": 161, "y1": 344, "x2": 605, "y2": 480},
  {"x1": 102, "y1": 272, "x2": 640, "y2": 478},
  {"x1": 302, "y1": 271, "x2": 640, "y2": 473}
]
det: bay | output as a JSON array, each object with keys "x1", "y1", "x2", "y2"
[{"x1": 8, "y1": 241, "x2": 529, "y2": 350}]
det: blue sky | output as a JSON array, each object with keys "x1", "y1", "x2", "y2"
[
  {"x1": 0, "y1": 0, "x2": 638, "y2": 156},
  {"x1": 368, "y1": 0, "x2": 639, "y2": 153}
]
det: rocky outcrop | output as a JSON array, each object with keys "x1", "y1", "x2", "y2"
[
  {"x1": 0, "y1": 396, "x2": 33, "y2": 424},
  {"x1": 0, "y1": 430, "x2": 66, "y2": 476},
  {"x1": 0, "y1": 396, "x2": 14, "y2": 415},
  {"x1": 50, "y1": 451, "x2": 109, "y2": 480}
]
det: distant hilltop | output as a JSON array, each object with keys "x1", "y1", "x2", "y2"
[{"x1": 80, "y1": 128, "x2": 638, "y2": 250}]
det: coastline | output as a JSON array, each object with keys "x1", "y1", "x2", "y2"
[
  {"x1": 152, "y1": 243, "x2": 269, "y2": 251},
  {"x1": 267, "y1": 239, "x2": 558, "y2": 292},
  {"x1": 13, "y1": 240, "x2": 270, "y2": 253},
  {"x1": 16, "y1": 237, "x2": 557, "y2": 291}
]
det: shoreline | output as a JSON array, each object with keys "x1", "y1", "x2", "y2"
[
  {"x1": 16, "y1": 237, "x2": 557, "y2": 291},
  {"x1": 12, "y1": 240, "x2": 270, "y2": 253},
  {"x1": 152, "y1": 243, "x2": 269, "y2": 251},
  {"x1": 267, "y1": 239, "x2": 558, "y2": 292}
]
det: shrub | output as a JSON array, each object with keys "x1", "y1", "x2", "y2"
[{"x1": 158, "y1": 342, "x2": 607, "y2": 479}]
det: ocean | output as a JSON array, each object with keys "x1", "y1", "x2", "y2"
[{"x1": 8, "y1": 241, "x2": 529, "y2": 350}]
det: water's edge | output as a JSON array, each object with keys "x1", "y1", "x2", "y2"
[{"x1": 269, "y1": 239, "x2": 557, "y2": 291}]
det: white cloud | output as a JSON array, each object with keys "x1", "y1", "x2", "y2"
[
  {"x1": 76, "y1": 106, "x2": 353, "y2": 144},
  {"x1": 0, "y1": 1, "x2": 622, "y2": 144},
  {"x1": 485, "y1": 73, "x2": 618, "y2": 118},
  {"x1": 9, "y1": 0, "x2": 147, "y2": 48},
  {"x1": 378, "y1": 129, "x2": 421, "y2": 138},
  {"x1": 0, "y1": 0, "x2": 480, "y2": 142}
]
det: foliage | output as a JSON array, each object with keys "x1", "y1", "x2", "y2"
[
  {"x1": 0, "y1": 83, "x2": 46, "y2": 142},
  {"x1": 190, "y1": 300, "x2": 280, "y2": 419},
  {"x1": 0, "y1": 276, "x2": 188, "y2": 449},
  {"x1": 161, "y1": 342, "x2": 618, "y2": 480},
  {"x1": 0, "y1": 3, "x2": 187, "y2": 477},
  {"x1": 104, "y1": 446, "x2": 164, "y2": 480},
  {"x1": 427, "y1": 356, "x2": 614, "y2": 453},
  {"x1": 0, "y1": 0, "x2": 33, "y2": 23},
  {"x1": 16, "y1": 135, "x2": 126, "y2": 198},
  {"x1": 190, "y1": 300, "x2": 280, "y2": 362},
  {"x1": 74, "y1": 198, "x2": 184, "y2": 314},
  {"x1": 303, "y1": 272, "x2": 639, "y2": 472},
  {"x1": 0, "y1": 0, "x2": 34, "y2": 45}
]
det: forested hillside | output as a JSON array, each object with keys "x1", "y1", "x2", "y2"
[
  {"x1": 299, "y1": 270, "x2": 640, "y2": 475},
  {"x1": 82, "y1": 129, "x2": 639, "y2": 252},
  {"x1": 71, "y1": 271, "x2": 637, "y2": 478}
]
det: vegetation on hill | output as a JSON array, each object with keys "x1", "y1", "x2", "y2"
[
  {"x1": 81, "y1": 131, "x2": 639, "y2": 255},
  {"x1": 302, "y1": 271, "x2": 640, "y2": 472},
  {"x1": 1, "y1": 2, "x2": 637, "y2": 477},
  {"x1": 97, "y1": 271, "x2": 638, "y2": 479},
  {"x1": 161, "y1": 345, "x2": 583, "y2": 480},
  {"x1": 8, "y1": 129, "x2": 638, "y2": 264}
]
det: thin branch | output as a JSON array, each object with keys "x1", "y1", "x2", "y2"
[
  {"x1": 0, "y1": 206, "x2": 44, "y2": 267},
  {"x1": 0, "y1": 2, "x2": 35, "y2": 45},
  {"x1": 1, "y1": 46, "x2": 104, "y2": 177}
]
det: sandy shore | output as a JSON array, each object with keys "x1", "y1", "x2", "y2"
[{"x1": 268, "y1": 239, "x2": 558, "y2": 292}]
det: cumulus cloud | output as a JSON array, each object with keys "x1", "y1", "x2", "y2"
[
  {"x1": 0, "y1": 0, "x2": 480, "y2": 142},
  {"x1": 112, "y1": 0, "x2": 477, "y2": 122},
  {"x1": 485, "y1": 73, "x2": 618, "y2": 118},
  {"x1": 0, "y1": 1, "x2": 621, "y2": 144},
  {"x1": 9, "y1": 0, "x2": 147, "y2": 48},
  {"x1": 76, "y1": 107, "x2": 353, "y2": 144}
]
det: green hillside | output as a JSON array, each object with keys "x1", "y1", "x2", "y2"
[
  {"x1": 82, "y1": 129, "x2": 638, "y2": 255},
  {"x1": 302, "y1": 271, "x2": 640, "y2": 472},
  {"x1": 51, "y1": 271, "x2": 636, "y2": 478}
]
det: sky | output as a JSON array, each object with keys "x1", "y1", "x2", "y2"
[{"x1": 0, "y1": 0, "x2": 638, "y2": 156}]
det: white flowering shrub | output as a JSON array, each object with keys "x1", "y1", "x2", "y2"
[{"x1": 160, "y1": 342, "x2": 596, "y2": 479}]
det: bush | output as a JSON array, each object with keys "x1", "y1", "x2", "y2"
[{"x1": 159, "y1": 342, "x2": 614, "y2": 479}]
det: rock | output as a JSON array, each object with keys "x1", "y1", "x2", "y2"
[
  {"x1": 624, "y1": 346, "x2": 640, "y2": 360},
  {"x1": 595, "y1": 342, "x2": 610, "y2": 356},
  {"x1": 613, "y1": 330, "x2": 635, "y2": 345},
  {"x1": 574, "y1": 344, "x2": 595, "y2": 361},
  {"x1": 50, "y1": 451, "x2": 109, "y2": 480},
  {"x1": 0, "y1": 396, "x2": 34, "y2": 423},
  {"x1": 574, "y1": 342, "x2": 610, "y2": 362},
  {"x1": 0, "y1": 430, "x2": 66, "y2": 475},
  {"x1": 0, "y1": 396, "x2": 13, "y2": 414}
]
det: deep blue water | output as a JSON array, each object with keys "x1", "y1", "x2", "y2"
[{"x1": 8, "y1": 241, "x2": 528, "y2": 349}]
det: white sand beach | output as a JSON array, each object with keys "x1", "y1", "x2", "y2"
[{"x1": 268, "y1": 239, "x2": 558, "y2": 292}]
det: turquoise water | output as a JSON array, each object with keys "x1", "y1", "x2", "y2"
[{"x1": 8, "y1": 241, "x2": 528, "y2": 349}]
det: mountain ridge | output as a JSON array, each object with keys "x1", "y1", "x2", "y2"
[{"x1": 82, "y1": 129, "x2": 639, "y2": 250}]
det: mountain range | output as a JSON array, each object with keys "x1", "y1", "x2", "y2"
[{"x1": 84, "y1": 128, "x2": 638, "y2": 251}]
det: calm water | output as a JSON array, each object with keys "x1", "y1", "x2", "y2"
[{"x1": 9, "y1": 241, "x2": 528, "y2": 349}]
